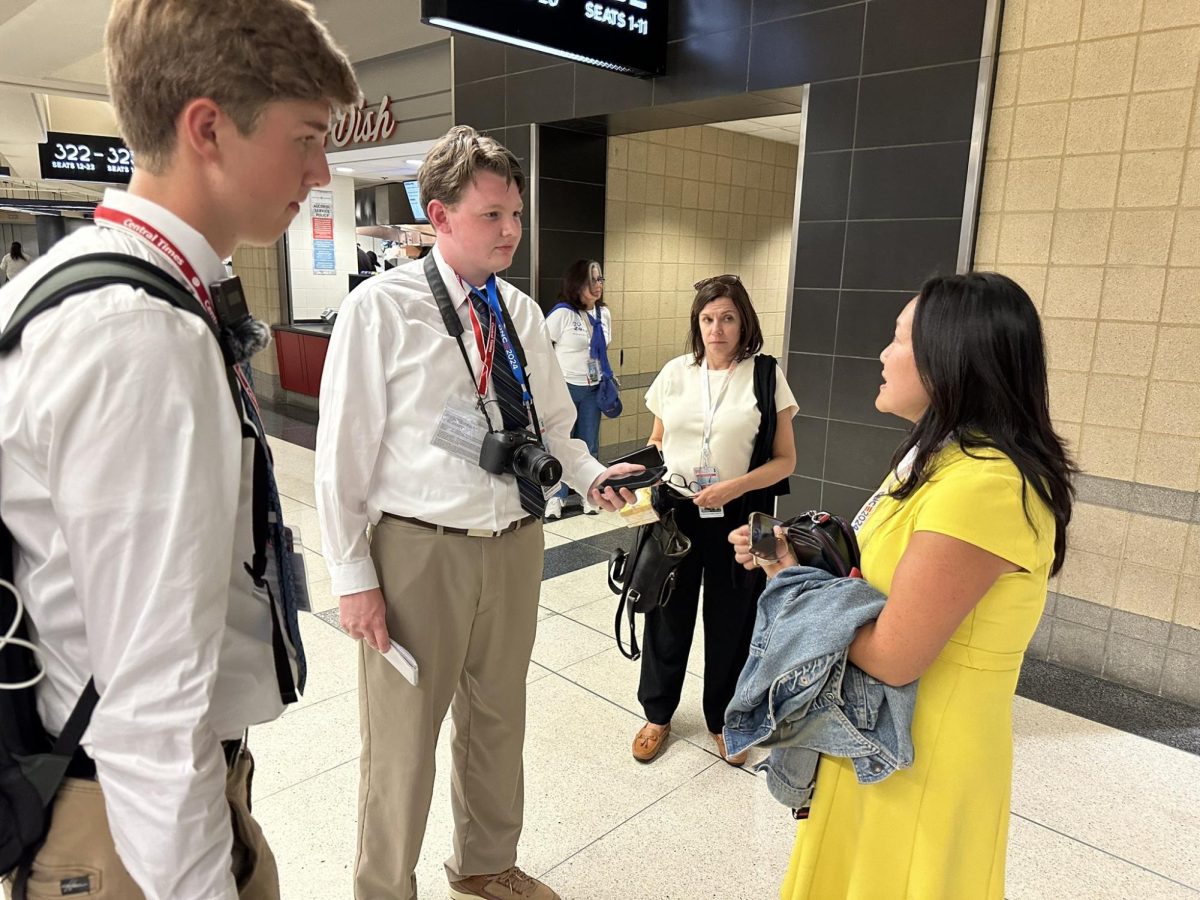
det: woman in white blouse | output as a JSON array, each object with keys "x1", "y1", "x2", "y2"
[
  {"x1": 545, "y1": 259, "x2": 613, "y2": 518},
  {"x1": 0, "y1": 241, "x2": 31, "y2": 282},
  {"x1": 632, "y1": 274, "x2": 798, "y2": 766}
]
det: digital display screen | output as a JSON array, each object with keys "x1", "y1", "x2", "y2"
[
  {"x1": 403, "y1": 180, "x2": 428, "y2": 223},
  {"x1": 422, "y1": 0, "x2": 667, "y2": 78},
  {"x1": 38, "y1": 132, "x2": 135, "y2": 184}
]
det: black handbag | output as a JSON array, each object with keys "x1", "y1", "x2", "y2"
[
  {"x1": 608, "y1": 507, "x2": 692, "y2": 660},
  {"x1": 782, "y1": 510, "x2": 861, "y2": 578}
]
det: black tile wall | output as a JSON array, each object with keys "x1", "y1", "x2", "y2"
[
  {"x1": 574, "y1": 65, "x2": 655, "y2": 119},
  {"x1": 804, "y1": 79, "x2": 859, "y2": 153},
  {"x1": 822, "y1": 482, "x2": 875, "y2": 521},
  {"x1": 779, "y1": 475, "x2": 824, "y2": 518},
  {"x1": 540, "y1": 126, "x2": 608, "y2": 182},
  {"x1": 842, "y1": 219, "x2": 962, "y2": 292},
  {"x1": 793, "y1": 415, "x2": 829, "y2": 479},
  {"x1": 848, "y1": 143, "x2": 972, "y2": 220},
  {"x1": 786, "y1": 352, "x2": 834, "y2": 418},
  {"x1": 506, "y1": 44, "x2": 562, "y2": 74},
  {"x1": 506, "y1": 65, "x2": 575, "y2": 124},
  {"x1": 824, "y1": 420, "x2": 903, "y2": 489},
  {"x1": 454, "y1": 77, "x2": 505, "y2": 131},
  {"x1": 794, "y1": 221, "x2": 847, "y2": 289},
  {"x1": 450, "y1": 0, "x2": 989, "y2": 542},
  {"x1": 789, "y1": 289, "x2": 839, "y2": 355},
  {"x1": 654, "y1": 27, "x2": 751, "y2": 104},
  {"x1": 748, "y1": 5, "x2": 866, "y2": 91},
  {"x1": 454, "y1": 35, "x2": 505, "y2": 83},
  {"x1": 835, "y1": 291, "x2": 913, "y2": 358},
  {"x1": 862, "y1": 0, "x2": 988, "y2": 75},
  {"x1": 829, "y1": 356, "x2": 905, "y2": 429},
  {"x1": 540, "y1": 180, "x2": 606, "y2": 232},
  {"x1": 667, "y1": 0, "x2": 752, "y2": 40},
  {"x1": 754, "y1": 0, "x2": 863, "y2": 24},
  {"x1": 855, "y1": 62, "x2": 981, "y2": 148},
  {"x1": 798, "y1": 151, "x2": 852, "y2": 222}
]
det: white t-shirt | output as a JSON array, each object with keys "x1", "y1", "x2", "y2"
[
  {"x1": 646, "y1": 353, "x2": 799, "y2": 482},
  {"x1": 546, "y1": 304, "x2": 613, "y2": 386},
  {"x1": 1, "y1": 253, "x2": 30, "y2": 280}
]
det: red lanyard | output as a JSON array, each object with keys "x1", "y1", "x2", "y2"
[
  {"x1": 94, "y1": 205, "x2": 259, "y2": 414},
  {"x1": 458, "y1": 276, "x2": 496, "y2": 397}
]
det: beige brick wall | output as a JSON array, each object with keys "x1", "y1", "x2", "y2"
[
  {"x1": 600, "y1": 126, "x2": 799, "y2": 449},
  {"x1": 976, "y1": 0, "x2": 1200, "y2": 629},
  {"x1": 232, "y1": 243, "x2": 284, "y2": 377}
]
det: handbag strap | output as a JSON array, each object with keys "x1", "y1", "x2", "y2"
[{"x1": 613, "y1": 524, "x2": 650, "y2": 660}]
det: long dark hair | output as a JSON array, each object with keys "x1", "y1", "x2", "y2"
[
  {"x1": 558, "y1": 259, "x2": 605, "y2": 313},
  {"x1": 687, "y1": 274, "x2": 763, "y2": 364},
  {"x1": 889, "y1": 272, "x2": 1076, "y2": 575},
  {"x1": 9, "y1": 242, "x2": 25, "y2": 261}
]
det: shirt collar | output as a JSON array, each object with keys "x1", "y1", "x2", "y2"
[
  {"x1": 432, "y1": 244, "x2": 490, "y2": 310},
  {"x1": 97, "y1": 188, "x2": 229, "y2": 290}
]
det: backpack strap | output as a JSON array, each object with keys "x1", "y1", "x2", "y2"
[{"x1": 0, "y1": 253, "x2": 243, "y2": 416}]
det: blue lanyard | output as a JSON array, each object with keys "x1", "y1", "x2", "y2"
[{"x1": 476, "y1": 275, "x2": 532, "y2": 405}]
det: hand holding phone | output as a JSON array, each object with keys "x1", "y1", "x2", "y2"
[
  {"x1": 596, "y1": 464, "x2": 666, "y2": 492},
  {"x1": 749, "y1": 512, "x2": 788, "y2": 561}
]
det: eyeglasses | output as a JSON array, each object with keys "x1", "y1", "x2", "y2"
[
  {"x1": 693, "y1": 273, "x2": 742, "y2": 291},
  {"x1": 666, "y1": 473, "x2": 704, "y2": 494},
  {"x1": 591, "y1": 276, "x2": 605, "y2": 285}
]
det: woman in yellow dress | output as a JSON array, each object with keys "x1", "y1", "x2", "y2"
[{"x1": 733, "y1": 272, "x2": 1076, "y2": 899}]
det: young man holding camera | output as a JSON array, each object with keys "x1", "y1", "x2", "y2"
[{"x1": 316, "y1": 125, "x2": 637, "y2": 900}]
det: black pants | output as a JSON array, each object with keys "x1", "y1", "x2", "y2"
[{"x1": 637, "y1": 501, "x2": 764, "y2": 734}]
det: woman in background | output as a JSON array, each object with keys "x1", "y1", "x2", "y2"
[
  {"x1": 1, "y1": 241, "x2": 31, "y2": 283},
  {"x1": 545, "y1": 259, "x2": 612, "y2": 519},
  {"x1": 633, "y1": 274, "x2": 797, "y2": 765}
]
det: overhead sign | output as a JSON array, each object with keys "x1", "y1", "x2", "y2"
[
  {"x1": 38, "y1": 132, "x2": 134, "y2": 184},
  {"x1": 422, "y1": 0, "x2": 667, "y2": 78},
  {"x1": 327, "y1": 96, "x2": 398, "y2": 149}
]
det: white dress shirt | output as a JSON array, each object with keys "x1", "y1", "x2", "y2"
[
  {"x1": 545, "y1": 304, "x2": 612, "y2": 386},
  {"x1": 0, "y1": 189, "x2": 283, "y2": 900},
  {"x1": 316, "y1": 246, "x2": 607, "y2": 596}
]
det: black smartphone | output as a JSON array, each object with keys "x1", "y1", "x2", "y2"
[
  {"x1": 606, "y1": 444, "x2": 664, "y2": 469},
  {"x1": 749, "y1": 512, "x2": 785, "y2": 560},
  {"x1": 597, "y1": 464, "x2": 667, "y2": 493}
]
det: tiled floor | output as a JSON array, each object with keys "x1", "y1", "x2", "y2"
[{"x1": 261, "y1": 437, "x2": 1200, "y2": 899}]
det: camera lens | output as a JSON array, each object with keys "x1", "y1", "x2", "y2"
[{"x1": 513, "y1": 443, "x2": 563, "y2": 487}]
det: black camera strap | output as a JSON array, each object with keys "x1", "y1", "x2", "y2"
[{"x1": 423, "y1": 252, "x2": 547, "y2": 444}]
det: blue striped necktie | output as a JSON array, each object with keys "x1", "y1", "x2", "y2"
[{"x1": 468, "y1": 290, "x2": 547, "y2": 518}]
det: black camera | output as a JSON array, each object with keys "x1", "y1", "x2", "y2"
[{"x1": 479, "y1": 430, "x2": 562, "y2": 487}]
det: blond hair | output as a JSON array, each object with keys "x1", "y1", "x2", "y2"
[
  {"x1": 106, "y1": 0, "x2": 360, "y2": 174},
  {"x1": 418, "y1": 126, "x2": 525, "y2": 209}
]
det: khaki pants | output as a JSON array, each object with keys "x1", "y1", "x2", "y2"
[
  {"x1": 9, "y1": 748, "x2": 278, "y2": 900},
  {"x1": 354, "y1": 517, "x2": 544, "y2": 900}
]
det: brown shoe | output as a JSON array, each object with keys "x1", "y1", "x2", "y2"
[
  {"x1": 712, "y1": 731, "x2": 748, "y2": 766},
  {"x1": 449, "y1": 866, "x2": 561, "y2": 900},
  {"x1": 632, "y1": 721, "x2": 670, "y2": 763}
]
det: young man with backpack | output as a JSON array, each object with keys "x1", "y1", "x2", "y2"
[{"x1": 0, "y1": 2, "x2": 358, "y2": 898}]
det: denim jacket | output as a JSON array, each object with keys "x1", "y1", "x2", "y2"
[{"x1": 722, "y1": 566, "x2": 918, "y2": 809}]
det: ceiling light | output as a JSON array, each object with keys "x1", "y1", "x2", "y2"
[
  {"x1": 335, "y1": 166, "x2": 355, "y2": 174},
  {"x1": 405, "y1": 159, "x2": 423, "y2": 167}
]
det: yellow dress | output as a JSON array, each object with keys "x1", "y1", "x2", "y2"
[{"x1": 781, "y1": 445, "x2": 1056, "y2": 900}]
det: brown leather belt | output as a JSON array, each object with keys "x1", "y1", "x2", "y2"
[{"x1": 382, "y1": 512, "x2": 537, "y2": 538}]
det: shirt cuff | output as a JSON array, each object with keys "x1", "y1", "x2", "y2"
[
  {"x1": 327, "y1": 557, "x2": 381, "y2": 597},
  {"x1": 570, "y1": 458, "x2": 608, "y2": 498}
]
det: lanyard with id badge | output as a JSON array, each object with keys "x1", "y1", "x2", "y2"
[{"x1": 696, "y1": 359, "x2": 737, "y2": 518}]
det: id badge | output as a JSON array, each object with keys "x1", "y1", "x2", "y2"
[
  {"x1": 431, "y1": 400, "x2": 489, "y2": 464},
  {"x1": 587, "y1": 357, "x2": 602, "y2": 385},
  {"x1": 694, "y1": 465, "x2": 724, "y2": 518}
]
